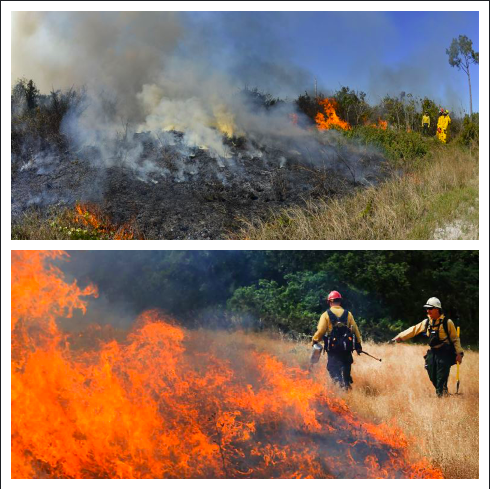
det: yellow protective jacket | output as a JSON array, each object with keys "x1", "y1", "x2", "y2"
[
  {"x1": 394, "y1": 314, "x2": 463, "y2": 354},
  {"x1": 437, "y1": 115, "x2": 446, "y2": 131},
  {"x1": 312, "y1": 306, "x2": 362, "y2": 344},
  {"x1": 444, "y1": 115, "x2": 451, "y2": 129},
  {"x1": 422, "y1": 115, "x2": 430, "y2": 127}
]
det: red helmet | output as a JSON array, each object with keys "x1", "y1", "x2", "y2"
[{"x1": 327, "y1": 291, "x2": 342, "y2": 301}]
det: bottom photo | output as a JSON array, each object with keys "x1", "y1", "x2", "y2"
[{"x1": 11, "y1": 250, "x2": 479, "y2": 479}]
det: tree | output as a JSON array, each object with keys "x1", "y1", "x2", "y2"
[{"x1": 446, "y1": 35, "x2": 479, "y2": 115}]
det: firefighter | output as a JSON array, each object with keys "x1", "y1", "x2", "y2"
[
  {"x1": 436, "y1": 108, "x2": 446, "y2": 143},
  {"x1": 392, "y1": 297, "x2": 463, "y2": 397},
  {"x1": 311, "y1": 291, "x2": 362, "y2": 390},
  {"x1": 422, "y1": 111, "x2": 430, "y2": 135}
]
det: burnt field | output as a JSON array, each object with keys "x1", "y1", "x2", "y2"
[{"x1": 11, "y1": 131, "x2": 387, "y2": 239}]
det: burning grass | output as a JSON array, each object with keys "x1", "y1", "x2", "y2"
[
  {"x1": 235, "y1": 143, "x2": 478, "y2": 240},
  {"x1": 11, "y1": 202, "x2": 141, "y2": 240},
  {"x1": 11, "y1": 252, "x2": 452, "y2": 479}
]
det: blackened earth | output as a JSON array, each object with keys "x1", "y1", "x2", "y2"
[{"x1": 11, "y1": 133, "x2": 388, "y2": 239}]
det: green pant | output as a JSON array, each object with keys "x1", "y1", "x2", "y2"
[{"x1": 425, "y1": 348, "x2": 454, "y2": 396}]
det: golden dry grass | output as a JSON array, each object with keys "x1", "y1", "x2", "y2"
[
  {"x1": 234, "y1": 144, "x2": 478, "y2": 240},
  {"x1": 230, "y1": 331, "x2": 479, "y2": 479}
]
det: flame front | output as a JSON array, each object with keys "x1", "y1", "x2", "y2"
[
  {"x1": 11, "y1": 252, "x2": 444, "y2": 479},
  {"x1": 315, "y1": 98, "x2": 351, "y2": 131}
]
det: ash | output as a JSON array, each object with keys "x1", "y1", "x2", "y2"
[{"x1": 11, "y1": 130, "x2": 387, "y2": 239}]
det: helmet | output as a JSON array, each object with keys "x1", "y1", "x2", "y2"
[
  {"x1": 439, "y1": 108, "x2": 444, "y2": 115},
  {"x1": 327, "y1": 291, "x2": 342, "y2": 301},
  {"x1": 423, "y1": 297, "x2": 442, "y2": 309},
  {"x1": 444, "y1": 110, "x2": 449, "y2": 116}
]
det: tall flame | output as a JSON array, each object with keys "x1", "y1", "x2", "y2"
[
  {"x1": 315, "y1": 98, "x2": 351, "y2": 131},
  {"x1": 11, "y1": 252, "x2": 444, "y2": 479}
]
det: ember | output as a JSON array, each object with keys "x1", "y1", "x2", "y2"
[{"x1": 11, "y1": 252, "x2": 444, "y2": 479}]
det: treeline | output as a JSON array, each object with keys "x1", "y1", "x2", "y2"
[
  {"x1": 60, "y1": 251, "x2": 479, "y2": 345},
  {"x1": 11, "y1": 79, "x2": 479, "y2": 166}
]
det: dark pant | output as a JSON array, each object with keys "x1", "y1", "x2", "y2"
[
  {"x1": 422, "y1": 123, "x2": 429, "y2": 135},
  {"x1": 425, "y1": 347, "x2": 454, "y2": 396},
  {"x1": 327, "y1": 352, "x2": 353, "y2": 389}
]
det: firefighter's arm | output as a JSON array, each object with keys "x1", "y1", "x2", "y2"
[
  {"x1": 312, "y1": 313, "x2": 328, "y2": 344},
  {"x1": 447, "y1": 319, "x2": 464, "y2": 356},
  {"x1": 393, "y1": 320, "x2": 426, "y2": 342},
  {"x1": 348, "y1": 313, "x2": 362, "y2": 345}
]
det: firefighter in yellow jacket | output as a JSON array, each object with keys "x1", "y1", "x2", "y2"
[
  {"x1": 311, "y1": 291, "x2": 362, "y2": 389},
  {"x1": 436, "y1": 109, "x2": 451, "y2": 143},
  {"x1": 392, "y1": 297, "x2": 463, "y2": 396},
  {"x1": 436, "y1": 109, "x2": 445, "y2": 142},
  {"x1": 422, "y1": 111, "x2": 430, "y2": 135}
]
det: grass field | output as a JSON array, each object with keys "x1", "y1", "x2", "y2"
[
  {"x1": 252, "y1": 334, "x2": 479, "y2": 479},
  {"x1": 234, "y1": 142, "x2": 479, "y2": 240}
]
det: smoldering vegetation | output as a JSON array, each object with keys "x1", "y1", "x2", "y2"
[{"x1": 11, "y1": 83, "x2": 389, "y2": 239}]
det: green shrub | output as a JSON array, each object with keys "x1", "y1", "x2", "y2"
[
  {"x1": 456, "y1": 114, "x2": 479, "y2": 146},
  {"x1": 344, "y1": 126, "x2": 431, "y2": 163}
]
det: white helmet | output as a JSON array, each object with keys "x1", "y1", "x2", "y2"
[{"x1": 423, "y1": 297, "x2": 442, "y2": 309}]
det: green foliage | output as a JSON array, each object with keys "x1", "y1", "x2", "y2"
[
  {"x1": 446, "y1": 35, "x2": 479, "y2": 73},
  {"x1": 334, "y1": 86, "x2": 372, "y2": 126},
  {"x1": 378, "y1": 92, "x2": 419, "y2": 131},
  {"x1": 344, "y1": 125, "x2": 430, "y2": 162},
  {"x1": 456, "y1": 114, "x2": 479, "y2": 146},
  {"x1": 227, "y1": 272, "x2": 334, "y2": 335}
]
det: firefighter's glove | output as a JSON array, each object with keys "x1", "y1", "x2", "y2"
[
  {"x1": 355, "y1": 344, "x2": 363, "y2": 355},
  {"x1": 456, "y1": 353, "x2": 464, "y2": 364}
]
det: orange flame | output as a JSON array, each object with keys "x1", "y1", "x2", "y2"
[
  {"x1": 365, "y1": 119, "x2": 387, "y2": 130},
  {"x1": 377, "y1": 118, "x2": 388, "y2": 130},
  {"x1": 11, "y1": 252, "x2": 444, "y2": 479},
  {"x1": 74, "y1": 203, "x2": 135, "y2": 240},
  {"x1": 288, "y1": 113, "x2": 299, "y2": 125},
  {"x1": 315, "y1": 99, "x2": 351, "y2": 131}
]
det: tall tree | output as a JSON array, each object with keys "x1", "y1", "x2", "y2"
[{"x1": 446, "y1": 35, "x2": 479, "y2": 115}]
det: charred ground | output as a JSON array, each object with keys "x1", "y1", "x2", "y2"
[{"x1": 11, "y1": 130, "x2": 387, "y2": 239}]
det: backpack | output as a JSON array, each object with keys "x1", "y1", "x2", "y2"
[
  {"x1": 324, "y1": 309, "x2": 356, "y2": 353},
  {"x1": 425, "y1": 317, "x2": 457, "y2": 365}
]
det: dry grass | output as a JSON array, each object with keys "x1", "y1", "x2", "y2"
[
  {"x1": 11, "y1": 204, "x2": 142, "y2": 240},
  {"x1": 232, "y1": 332, "x2": 479, "y2": 478},
  {"x1": 234, "y1": 144, "x2": 478, "y2": 240}
]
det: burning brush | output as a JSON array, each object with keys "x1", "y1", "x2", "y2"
[
  {"x1": 11, "y1": 252, "x2": 444, "y2": 479},
  {"x1": 73, "y1": 203, "x2": 138, "y2": 240}
]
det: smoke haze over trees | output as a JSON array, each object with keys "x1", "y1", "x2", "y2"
[{"x1": 58, "y1": 251, "x2": 479, "y2": 345}]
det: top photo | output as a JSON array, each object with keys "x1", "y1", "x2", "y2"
[{"x1": 10, "y1": 10, "x2": 479, "y2": 240}]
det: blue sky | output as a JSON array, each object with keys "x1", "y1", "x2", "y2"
[{"x1": 183, "y1": 11, "x2": 480, "y2": 114}]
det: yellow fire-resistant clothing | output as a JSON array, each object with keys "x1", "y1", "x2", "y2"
[
  {"x1": 394, "y1": 314, "x2": 463, "y2": 354},
  {"x1": 422, "y1": 114, "x2": 430, "y2": 127},
  {"x1": 312, "y1": 306, "x2": 362, "y2": 344},
  {"x1": 437, "y1": 115, "x2": 449, "y2": 143}
]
